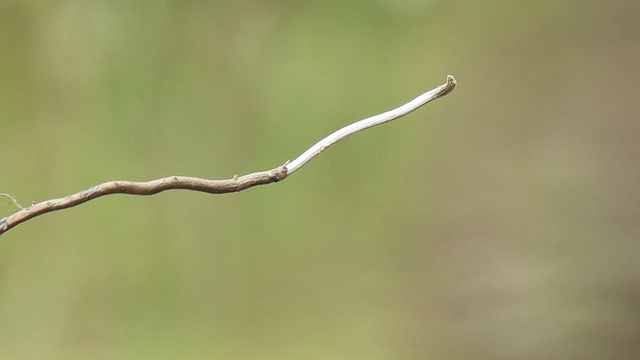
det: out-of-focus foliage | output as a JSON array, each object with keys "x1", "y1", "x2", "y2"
[{"x1": 1, "y1": 1, "x2": 639, "y2": 359}]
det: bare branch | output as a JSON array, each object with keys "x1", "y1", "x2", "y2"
[
  {"x1": 0, "y1": 75, "x2": 456, "y2": 236},
  {"x1": 285, "y1": 75, "x2": 457, "y2": 174}
]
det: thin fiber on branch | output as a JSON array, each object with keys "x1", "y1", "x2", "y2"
[{"x1": 0, "y1": 75, "x2": 456, "y2": 236}]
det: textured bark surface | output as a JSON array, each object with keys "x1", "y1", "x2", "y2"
[{"x1": 0, "y1": 167, "x2": 288, "y2": 235}]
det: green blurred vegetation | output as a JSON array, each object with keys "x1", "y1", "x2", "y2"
[{"x1": 1, "y1": 0, "x2": 639, "y2": 359}]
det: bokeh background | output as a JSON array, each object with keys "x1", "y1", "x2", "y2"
[{"x1": 1, "y1": 1, "x2": 639, "y2": 359}]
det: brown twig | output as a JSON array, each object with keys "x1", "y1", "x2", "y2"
[{"x1": 0, "y1": 75, "x2": 456, "y2": 236}]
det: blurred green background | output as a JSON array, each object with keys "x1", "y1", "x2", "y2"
[{"x1": 1, "y1": 1, "x2": 639, "y2": 359}]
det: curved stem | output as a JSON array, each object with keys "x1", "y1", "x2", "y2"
[
  {"x1": 284, "y1": 75, "x2": 456, "y2": 174},
  {"x1": 0, "y1": 75, "x2": 456, "y2": 236}
]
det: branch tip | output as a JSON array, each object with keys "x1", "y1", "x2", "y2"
[
  {"x1": 284, "y1": 75, "x2": 457, "y2": 174},
  {"x1": 439, "y1": 75, "x2": 457, "y2": 97}
]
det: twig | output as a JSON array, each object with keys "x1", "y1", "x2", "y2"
[
  {"x1": 286, "y1": 75, "x2": 456, "y2": 174},
  {"x1": 0, "y1": 75, "x2": 456, "y2": 236},
  {"x1": 0, "y1": 193, "x2": 24, "y2": 210}
]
